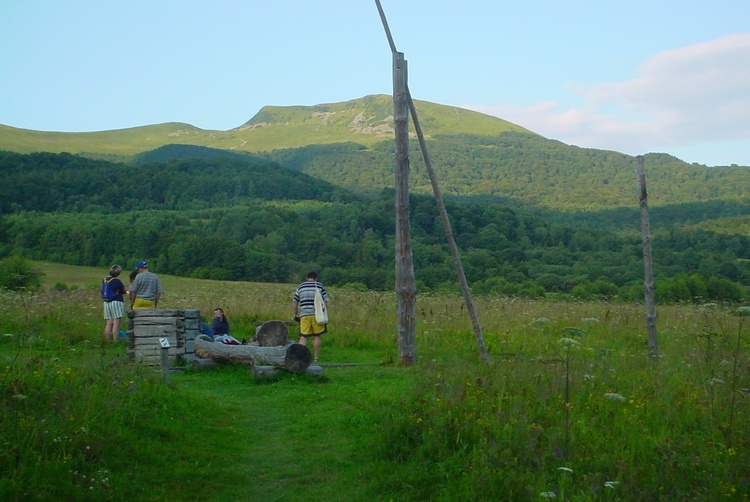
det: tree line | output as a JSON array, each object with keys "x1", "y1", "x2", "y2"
[{"x1": 0, "y1": 150, "x2": 747, "y2": 302}]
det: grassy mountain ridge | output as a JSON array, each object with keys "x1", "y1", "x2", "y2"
[
  {"x1": 1, "y1": 95, "x2": 747, "y2": 215},
  {"x1": 0, "y1": 95, "x2": 530, "y2": 156}
]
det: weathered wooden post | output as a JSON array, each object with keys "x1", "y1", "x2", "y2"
[
  {"x1": 159, "y1": 337, "x2": 171, "y2": 383},
  {"x1": 393, "y1": 50, "x2": 417, "y2": 366},
  {"x1": 376, "y1": 0, "x2": 487, "y2": 363},
  {"x1": 637, "y1": 155, "x2": 659, "y2": 360}
]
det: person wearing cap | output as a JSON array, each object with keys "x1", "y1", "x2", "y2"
[{"x1": 129, "y1": 260, "x2": 163, "y2": 310}]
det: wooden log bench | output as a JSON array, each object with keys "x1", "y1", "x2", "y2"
[{"x1": 194, "y1": 335, "x2": 312, "y2": 374}]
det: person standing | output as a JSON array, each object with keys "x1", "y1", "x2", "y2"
[
  {"x1": 102, "y1": 264, "x2": 127, "y2": 342},
  {"x1": 292, "y1": 271, "x2": 329, "y2": 362},
  {"x1": 129, "y1": 260, "x2": 163, "y2": 310}
]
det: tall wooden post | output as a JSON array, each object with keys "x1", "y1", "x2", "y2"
[
  {"x1": 637, "y1": 155, "x2": 659, "y2": 360},
  {"x1": 393, "y1": 51, "x2": 416, "y2": 366}
]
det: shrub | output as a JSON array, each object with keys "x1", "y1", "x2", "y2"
[{"x1": 0, "y1": 256, "x2": 42, "y2": 292}]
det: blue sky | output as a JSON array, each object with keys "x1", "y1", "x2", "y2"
[{"x1": 1, "y1": 0, "x2": 749, "y2": 167}]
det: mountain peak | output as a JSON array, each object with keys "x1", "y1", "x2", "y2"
[{"x1": 0, "y1": 95, "x2": 533, "y2": 156}]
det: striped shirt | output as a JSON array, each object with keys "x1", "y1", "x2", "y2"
[
  {"x1": 129, "y1": 271, "x2": 163, "y2": 302},
  {"x1": 293, "y1": 281, "x2": 329, "y2": 317}
]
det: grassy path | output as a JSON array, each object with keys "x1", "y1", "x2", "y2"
[{"x1": 173, "y1": 359, "x2": 413, "y2": 501}]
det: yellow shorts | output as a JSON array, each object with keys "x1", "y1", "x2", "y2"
[
  {"x1": 133, "y1": 298, "x2": 156, "y2": 309},
  {"x1": 299, "y1": 315, "x2": 327, "y2": 336}
]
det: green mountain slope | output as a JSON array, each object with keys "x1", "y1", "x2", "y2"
[
  {"x1": 1, "y1": 95, "x2": 747, "y2": 214},
  {"x1": 262, "y1": 134, "x2": 750, "y2": 212},
  {"x1": 0, "y1": 95, "x2": 529, "y2": 156}
]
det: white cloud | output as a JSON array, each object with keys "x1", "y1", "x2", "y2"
[{"x1": 466, "y1": 33, "x2": 750, "y2": 165}]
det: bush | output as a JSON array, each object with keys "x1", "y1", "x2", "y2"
[{"x1": 0, "y1": 256, "x2": 42, "y2": 292}]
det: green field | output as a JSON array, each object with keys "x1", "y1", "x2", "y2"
[{"x1": 1, "y1": 262, "x2": 749, "y2": 500}]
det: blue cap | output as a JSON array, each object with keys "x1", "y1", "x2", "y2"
[{"x1": 136, "y1": 260, "x2": 148, "y2": 269}]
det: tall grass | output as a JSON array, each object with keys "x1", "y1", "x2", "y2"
[
  {"x1": 376, "y1": 301, "x2": 750, "y2": 500},
  {"x1": 1, "y1": 262, "x2": 748, "y2": 500}
]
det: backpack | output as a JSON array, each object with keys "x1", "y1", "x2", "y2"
[{"x1": 101, "y1": 277, "x2": 117, "y2": 302}]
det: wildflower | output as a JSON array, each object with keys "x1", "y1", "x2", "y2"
[
  {"x1": 605, "y1": 481, "x2": 620, "y2": 489},
  {"x1": 604, "y1": 393, "x2": 626, "y2": 402},
  {"x1": 558, "y1": 467, "x2": 573, "y2": 473},
  {"x1": 557, "y1": 337, "x2": 580, "y2": 348},
  {"x1": 3, "y1": 333, "x2": 13, "y2": 337},
  {"x1": 708, "y1": 378, "x2": 725, "y2": 386},
  {"x1": 13, "y1": 394, "x2": 27, "y2": 400},
  {"x1": 583, "y1": 374, "x2": 594, "y2": 381},
  {"x1": 540, "y1": 492, "x2": 557, "y2": 499},
  {"x1": 532, "y1": 317, "x2": 551, "y2": 327},
  {"x1": 699, "y1": 303, "x2": 719, "y2": 311},
  {"x1": 561, "y1": 326, "x2": 587, "y2": 338},
  {"x1": 732, "y1": 306, "x2": 750, "y2": 317},
  {"x1": 581, "y1": 317, "x2": 599, "y2": 324}
]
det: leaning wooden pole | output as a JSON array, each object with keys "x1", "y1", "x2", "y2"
[
  {"x1": 375, "y1": 0, "x2": 488, "y2": 363},
  {"x1": 637, "y1": 155, "x2": 659, "y2": 360},
  {"x1": 407, "y1": 90, "x2": 489, "y2": 363},
  {"x1": 393, "y1": 51, "x2": 417, "y2": 366}
]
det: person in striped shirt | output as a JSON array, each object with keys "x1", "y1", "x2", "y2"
[{"x1": 292, "y1": 271, "x2": 329, "y2": 362}]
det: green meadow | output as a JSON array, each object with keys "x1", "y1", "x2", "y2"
[{"x1": 1, "y1": 262, "x2": 749, "y2": 501}]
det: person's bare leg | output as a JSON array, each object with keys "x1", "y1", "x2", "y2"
[
  {"x1": 313, "y1": 336, "x2": 321, "y2": 361},
  {"x1": 104, "y1": 319, "x2": 114, "y2": 342},
  {"x1": 112, "y1": 318, "x2": 121, "y2": 342},
  {"x1": 298, "y1": 336, "x2": 308, "y2": 346}
]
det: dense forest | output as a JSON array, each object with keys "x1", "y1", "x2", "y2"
[
  {"x1": 262, "y1": 133, "x2": 750, "y2": 212},
  {"x1": 0, "y1": 150, "x2": 748, "y2": 302}
]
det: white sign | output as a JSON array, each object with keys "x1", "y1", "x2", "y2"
[{"x1": 159, "y1": 337, "x2": 170, "y2": 348}]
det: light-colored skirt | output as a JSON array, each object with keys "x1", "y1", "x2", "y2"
[{"x1": 103, "y1": 301, "x2": 125, "y2": 319}]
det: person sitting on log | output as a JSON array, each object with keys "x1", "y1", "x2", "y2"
[{"x1": 211, "y1": 307, "x2": 242, "y2": 345}]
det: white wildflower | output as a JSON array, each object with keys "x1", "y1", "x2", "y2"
[
  {"x1": 604, "y1": 481, "x2": 620, "y2": 489},
  {"x1": 557, "y1": 337, "x2": 580, "y2": 348},
  {"x1": 540, "y1": 492, "x2": 557, "y2": 499},
  {"x1": 557, "y1": 467, "x2": 573, "y2": 473},
  {"x1": 708, "y1": 378, "x2": 725, "y2": 386},
  {"x1": 581, "y1": 317, "x2": 599, "y2": 324},
  {"x1": 604, "y1": 393, "x2": 626, "y2": 402},
  {"x1": 532, "y1": 317, "x2": 552, "y2": 327}
]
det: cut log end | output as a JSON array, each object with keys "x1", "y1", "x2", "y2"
[
  {"x1": 284, "y1": 343, "x2": 312, "y2": 373},
  {"x1": 254, "y1": 320, "x2": 289, "y2": 347}
]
